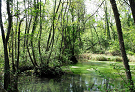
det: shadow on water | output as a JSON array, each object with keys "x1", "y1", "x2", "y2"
[{"x1": 18, "y1": 73, "x2": 124, "y2": 92}]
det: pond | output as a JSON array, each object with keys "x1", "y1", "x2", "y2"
[{"x1": 18, "y1": 62, "x2": 126, "y2": 92}]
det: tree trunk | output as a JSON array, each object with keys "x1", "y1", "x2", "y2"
[
  {"x1": 38, "y1": 0, "x2": 43, "y2": 64},
  {"x1": 17, "y1": 18, "x2": 24, "y2": 71},
  {"x1": 110, "y1": 0, "x2": 134, "y2": 91},
  {"x1": 0, "y1": 0, "x2": 12, "y2": 90},
  {"x1": 30, "y1": 0, "x2": 39, "y2": 67},
  {"x1": 26, "y1": 15, "x2": 36, "y2": 67},
  {"x1": 3, "y1": 44, "x2": 10, "y2": 91},
  {"x1": 104, "y1": 1, "x2": 111, "y2": 40},
  {"x1": 129, "y1": 0, "x2": 135, "y2": 24},
  {"x1": 11, "y1": 30, "x2": 16, "y2": 73}
]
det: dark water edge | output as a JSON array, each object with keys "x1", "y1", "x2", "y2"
[{"x1": 18, "y1": 73, "x2": 124, "y2": 92}]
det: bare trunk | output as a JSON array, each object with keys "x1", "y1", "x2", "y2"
[
  {"x1": 4, "y1": 44, "x2": 10, "y2": 90},
  {"x1": 104, "y1": 1, "x2": 111, "y2": 40},
  {"x1": 30, "y1": 0, "x2": 39, "y2": 67},
  {"x1": 26, "y1": 16, "x2": 36, "y2": 67},
  {"x1": 11, "y1": 30, "x2": 16, "y2": 73},
  {"x1": 0, "y1": 0, "x2": 12, "y2": 90},
  {"x1": 38, "y1": 0, "x2": 43, "y2": 64},
  {"x1": 129, "y1": 0, "x2": 135, "y2": 24},
  {"x1": 110, "y1": 0, "x2": 134, "y2": 91}
]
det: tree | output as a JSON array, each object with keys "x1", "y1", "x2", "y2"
[
  {"x1": 110, "y1": 0, "x2": 134, "y2": 91},
  {"x1": 128, "y1": 0, "x2": 135, "y2": 24},
  {"x1": 0, "y1": 0, "x2": 12, "y2": 90},
  {"x1": 104, "y1": 0, "x2": 111, "y2": 40}
]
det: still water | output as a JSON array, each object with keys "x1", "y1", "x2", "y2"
[{"x1": 18, "y1": 73, "x2": 124, "y2": 92}]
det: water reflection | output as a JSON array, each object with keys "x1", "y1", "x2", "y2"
[{"x1": 18, "y1": 74, "x2": 123, "y2": 92}]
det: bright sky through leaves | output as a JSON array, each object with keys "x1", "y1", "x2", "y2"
[{"x1": 0, "y1": 0, "x2": 104, "y2": 35}]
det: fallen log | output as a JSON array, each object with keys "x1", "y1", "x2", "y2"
[{"x1": 18, "y1": 66, "x2": 34, "y2": 74}]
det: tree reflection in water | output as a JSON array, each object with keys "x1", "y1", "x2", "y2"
[{"x1": 18, "y1": 73, "x2": 123, "y2": 92}]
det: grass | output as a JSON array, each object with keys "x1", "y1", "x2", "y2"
[
  {"x1": 75, "y1": 53, "x2": 135, "y2": 81},
  {"x1": 68, "y1": 61, "x2": 124, "y2": 78},
  {"x1": 77, "y1": 53, "x2": 135, "y2": 62},
  {"x1": 66, "y1": 52, "x2": 135, "y2": 92},
  {"x1": 63, "y1": 60, "x2": 135, "y2": 92},
  {"x1": 66, "y1": 53, "x2": 135, "y2": 83}
]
